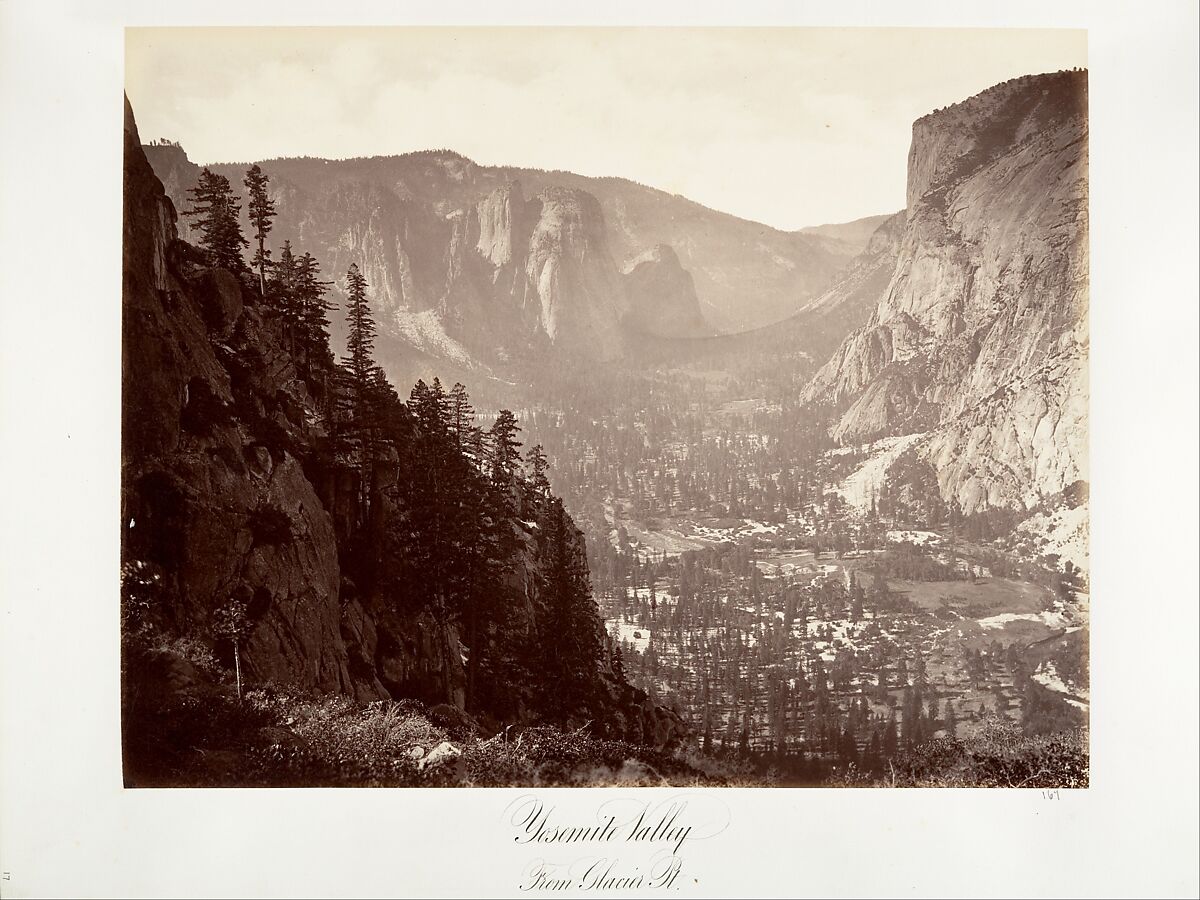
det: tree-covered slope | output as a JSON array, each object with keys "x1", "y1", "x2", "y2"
[{"x1": 122, "y1": 96, "x2": 686, "y2": 786}]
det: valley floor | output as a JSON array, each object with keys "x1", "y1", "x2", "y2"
[{"x1": 523, "y1": 379, "x2": 1089, "y2": 785}]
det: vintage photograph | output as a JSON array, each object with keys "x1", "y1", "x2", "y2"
[{"x1": 121, "y1": 27, "x2": 1090, "y2": 788}]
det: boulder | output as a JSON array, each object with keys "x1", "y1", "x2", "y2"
[{"x1": 418, "y1": 740, "x2": 462, "y2": 771}]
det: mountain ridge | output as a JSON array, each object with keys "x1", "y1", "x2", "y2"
[{"x1": 144, "y1": 143, "x2": 870, "y2": 349}]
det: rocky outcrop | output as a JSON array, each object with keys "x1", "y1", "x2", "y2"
[
  {"x1": 520, "y1": 187, "x2": 629, "y2": 360},
  {"x1": 123, "y1": 95, "x2": 370, "y2": 699},
  {"x1": 476, "y1": 180, "x2": 530, "y2": 268},
  {"x1": 804, "y1": 212, "x2": 905, "y2": 317},
  {"x1": 801, "y1": 71, "x2": 1089, "y2": 512},
  {"x1": 127, "y1": 98, "x2": 478, "y2": 707},
  {"x1": 923, "y1": 344, "x2": 1087, "y2": 512},
  {"x1": 621, "y1": 243, "x2": 714, "y2": 339},
  {"x1": 598, "y1": 677, "x2": 689, "y2": 751}
]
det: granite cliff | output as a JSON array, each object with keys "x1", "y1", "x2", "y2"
[
  {"x1": 144, "y1": 145, "x2": 858, "y2": 371},
  {"x1": 801, "y1": 71, "x2": 1089, "y2": 512}
]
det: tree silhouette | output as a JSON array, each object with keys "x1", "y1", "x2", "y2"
[
  {"x1": 183, "y1": 168, "x2": 248, "y2": 274},
  {"x1": 343, "y1": 264, "x2": 377, "y2": 512},
  {"x1": 244, "y1": 164, "x2": 276, "y2": 295},
  {"x1": 526, "y1": 444, "x2": 551, "y2": 497}
]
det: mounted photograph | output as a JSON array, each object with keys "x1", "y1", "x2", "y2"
[{"x1": 121, "y1": 26, "x2": 1089, "y2": 788}]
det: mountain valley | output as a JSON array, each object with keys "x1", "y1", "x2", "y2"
[{"x1": 128, "y1": 68, "x2": 1091, "y2": 786}]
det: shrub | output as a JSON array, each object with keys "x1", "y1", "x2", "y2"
[
  {"x1": 876, "y1": 716, "x2": 1088, "y2": 788},
  {"x1": 120, "y1": 559, "x2": 163, "y2": 633}
]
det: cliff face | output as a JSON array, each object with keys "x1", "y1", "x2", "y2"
[
  {"x1": 521, "y1": 187, "x2": 629, "y2": 360},
  {"x1": 125, "y1": 98, "x2": 682, "y2": 747},
  {"x1": 801, "y1": 71, "x2": 1088, "y2": 512},
  {"x1": 143, "y1": 146, "x2": 848, "y2": 367},
  {"x1": 621, "y1": 243, "x2": 715, "y2": 339},
  {"x1": 124, "y1": 98, "x2": 372, "y2": 700}
]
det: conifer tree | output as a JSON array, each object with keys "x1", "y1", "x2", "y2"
[
  {"x1": 426, "y1": 378, "x2": 451, "y2": 435},
  {"x1": 864, "y1": 730, "x2": 883, "y2": 772},
  {"x1": 243, "y1": 164, "x2": 276, "y2": 295},
  {"x1": 489, "y1": 410, "x2": 522, "y2": 487},
  {"x1": 212, "y1": 599, "x2": 250, "y2": 699},
  {"x1": 343, "y1": 264, "x2": 377, "y2": 509},
  {"x1": 184, "y1": 168, "x2": 248, "y2": 273},
  {"x1": 273, "y1": 239, "x2": 299, "y2": 298},
  {"x1": 612, "y1": 642, "x2": 626, "y2": 681},
  {"x1": 271, "y1": 240, "x2": 301, "y2": 352},
  {"x1": 538, "y1": 497, "x2": 602, "y2": 719},
  {"x1": 344, "y1": 264, "x2": 376, "y2": 409},
  {"x1": 526, "y1": 444, "x2": 551, "y2": 497},
  {"x1": 447, "y1": 383, "x2": 479, "y2": 461},
  {"x1": 296, "y1": 252, "x2": 334, "y2": 369}
]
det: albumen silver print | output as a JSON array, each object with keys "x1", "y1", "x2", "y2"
[{"x1": 120, "y1": 26, "x2": 1091, "y2": 789}]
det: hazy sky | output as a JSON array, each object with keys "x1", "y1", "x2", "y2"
[{"x1": 126, "y1": 27, "x2": 1086, "y2": 230}]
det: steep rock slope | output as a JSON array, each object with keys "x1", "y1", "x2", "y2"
[
  {"x1": 124, "y1": 144, "x2": 360, "y2": 698},
  {"x1": 123, "y1": 98, "x2": 684, "y2": 748},
  {"x1": 801, "y1": 71, "x2": 1088, "y2": 512},
  {"x1": 621, "y1": 243, "x2": 715, "y2": 339},
  {"x1": 124, "y1": 98, "x2": 445, "y2": 705},
  {"x1": 796, "y1": 210, "x2": 907, "y2": 354}
]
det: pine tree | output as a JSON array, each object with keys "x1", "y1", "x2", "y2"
[
  {"x1": 183, "y1": 168, "x2": 248, "y2": 273},
  {"x1": 296, "y1": 252, "x2": 334, "y2": 370},
  {"x1": 271, "y1": 240, "x2": 301, "y2": 352},
  {"x1": 343, "y1": 264, "x2": 377, "y2": 510},
  {"x1": 417, "y1": 377, "x2": 451, "y2": 436},
  {"x1": 447, "y1": 383, "x2": 478, "y2": 458},
  {"x1": 244, "y1": 164, "x2": 276, "y2": 295},
  {"x1": 883, "y1": 709, "x2": 899, "y2": 757},
  {"x1": 273, "y1": 240, "x2": 299, "y2": 299},
  {"x1": 526, "y1": 444, "x2": 551, "y2": 497},
  {"x1": 344, "y1": 264, "x2": 375, "y2": 407},
  {"x1": 839, "y1": 723, "x2": 858, "y2": 764},
  {"x1": 864, "y1": 730, "x2": 883, "y2": 772},
  {"x1": 538, "y1": 497, "x2": 602, "y2": 719},
  {"x1": 489, "y1": 410, "x2": 522, "y2": 488},
  {"x1": 464, "y1": 476, "x2": 529, "y2": 716}
]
